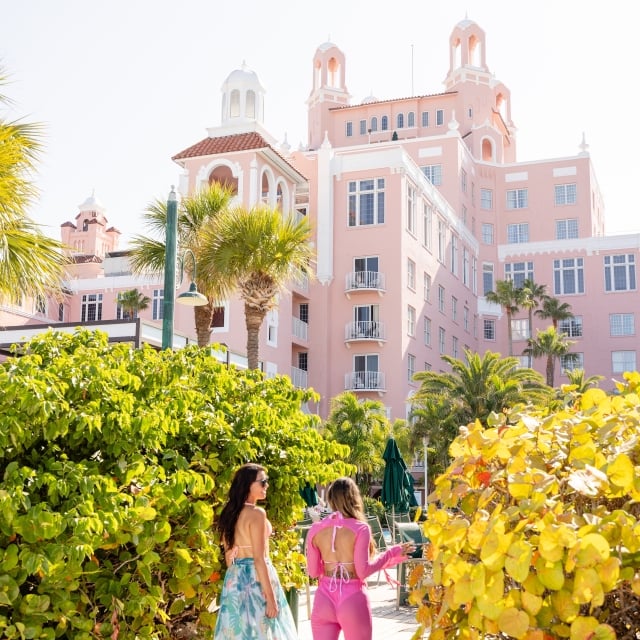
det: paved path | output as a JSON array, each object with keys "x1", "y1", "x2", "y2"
[{"x1": 295, "y1": 576, "x2": 425, "y2": 640}]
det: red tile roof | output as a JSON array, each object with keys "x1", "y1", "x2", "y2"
[{"x1": 172, "y1": 131, "x2": 272, "y2": 160}]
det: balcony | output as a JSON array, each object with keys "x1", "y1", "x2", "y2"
[
  {"x1": 345, "y1": 271, "x2": 386, "y2": 297},
  {"x1": 290, "y1": 366, "x2": 308, "y2": 389},
  {"x1": 344, "y1": 370, "x2": 386, "y2": 395},
  {"x1": 292, "y1": 316, "x2": 308, "y2": 342},
  {"x1": 344, "y1": 320, "x2": 386, "y2": 346},
  {"x1": 292, "y1": 269, "x2": 309, "y2": 294}
]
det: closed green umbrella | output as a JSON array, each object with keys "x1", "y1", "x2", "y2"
[
  {"x1": 300, "y1": 482, "x2": 319, "y2": 507},
  {"x1": 381, "y1": 437, "x2": 414, "y2": 516}
]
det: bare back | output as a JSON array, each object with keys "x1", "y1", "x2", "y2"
[{"x1": 312, "y1": 523, "x2": 357, "y2": 574}]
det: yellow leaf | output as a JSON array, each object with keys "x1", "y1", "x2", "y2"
[
  {"x1": 497, "y1": 607, "x2": 530, "y2": 639},
  {"x1": 505, "y1": 539, "x2": 533, "y2": 583},
  {"x1": 521, "y1": 590, "x2": 542, "y2": 615},
  {"x1": 523, "y1": 630, "x2": 545, "y2": 640},
  {"x1": 476, "y1": 592, "x2": 503, "y2": 620},
  {"x1": 576, "y1": 533, "x2": 610, "y2": 567},
  {"x1": 599, "y1": 556, "x2": 620, "y2": 591},
  {"x1": 579, "y1": 388, "x2": 607, "y2": 410},
  {"x1": 607, "y1": 453, "x2": 634, "y2": 491},
  {"x1": 469, "y1": 562, "x2": 486, "y2": 597},
  {"x1": 570, "y1": 616, "x2": 598, "y2": 640},
  {"x1": 480, "y1": 530, "x2": 511, "y2": 571},
  {"x1": 538, "y1": 527, "x2": 564, "y2": 562},
  {"x1": 550, "y1": 590, "x2": 579, "y2": 622},
  {"x1": 573, "y1": 568, "x2": 602, "y2": 605},
  {"x1": 485, "y1": 569, "x2": 505, "y2": 602},
  {"x1": 592, "y1": 623, "x2": 617, "y2": 640},
  {"x1": 631, "y1": 573, "x2": 640, "y2": 595},
  {"x1": 535, "y1": 557, "x2": 564, "y2": 591},
  {"x1": 467, "y1": 519, "x2": 488, "y2": 550}
]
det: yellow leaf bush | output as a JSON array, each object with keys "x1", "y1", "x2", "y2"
[{"x1": 411, "y1": 375, "x2": 640, "y2": 638}]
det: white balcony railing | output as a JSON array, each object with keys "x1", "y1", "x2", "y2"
[
  {"x1": 344, "y1": 320, "x2": 386, "y2": 342},
  {"x1": 345, "y1": 270, "x2": 385, "y2": 293},
  {"x1": 290, "y1": 366, "x2": 308, "y2": 389},
  {"x1": 344, "y1": 370, "x2": 386, "y2": 392},
  {"x1": 292, "y1": 270, "x2": 309, "y2": 292},
  {"x1": 292, "y1": 316, "x2": 308, "y2": 341}
]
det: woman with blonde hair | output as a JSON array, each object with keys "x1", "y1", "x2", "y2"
[{"x1": 305, "y1": 477, "x2": 414, "y2": 640}]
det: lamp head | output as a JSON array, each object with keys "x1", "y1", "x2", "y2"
[{"x1": 177, "y1": 282, "x2": 208, "y2": 307}]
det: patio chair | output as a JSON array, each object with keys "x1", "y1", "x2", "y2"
[
  {"x1": 366, "y1": 514, "x2": 389, "y2": 584},
  {"x1": 296, "y1": 521, "x2": 313, "y2": 618},
  {"x1": 384, "y1": 511, "x2": 411, "y2": 544},
  {"x1": 394, "y1": 521, "x2": 431, "y2": 609}
]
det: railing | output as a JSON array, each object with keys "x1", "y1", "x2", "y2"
[
  {"x1": 345, "y1": 271, "x2": 385, "y2": 292},
  {"x1": 344, "y1": 320, "x2": 386, "y2": 341},
  {"x1": 344, "y1": 370, "x2": 386, "y2": 392},
  {"x1": 290, "y1": 366, "x2": 308, "y2": 389},
  {"x1": 292, "y1": 316, "x2": 308, "y2": 341},
  {"x1": 292, "y1": 270, "x2": 309, "y2": 292}
]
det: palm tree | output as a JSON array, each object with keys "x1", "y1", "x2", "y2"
[
  {"x1": 412, "y1": 349, "x2": 550, "y2": 429},
  {"x1": 0, "y1": 66, "x2": 67, "y2": 303},
  {"x1": 198, "y1": 205, "x2": 314, "y2": 370},
  {"x1": 116, "y1": 288, "x2": 151, "y2": 319},
  {"x1": 323, "y1": 392, "x2": 390, "y2": 494},
  {"x1": 129, "y1": 183, "x2": 233, "y2": 346},
  {"x1": 485, "y1": 279, "x2": 525, "y2": 355},
  {"x1": 564, "y1": 368, "x2": 603, "y2": 393},
  {"x1": 524, "y1": 326, "x2": 575, "y2": 386},
  {"x1": 535, "y1": 296, "x2": 573, "y2": 330},
  {"x1": 520, "y1": 279, "x2": 547, "y2": 339}
]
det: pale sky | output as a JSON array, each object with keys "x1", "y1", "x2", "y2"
[{"x1": 2, "y1": 1, "x2": 638, "y2": 246}]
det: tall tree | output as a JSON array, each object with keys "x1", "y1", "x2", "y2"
[
  {"x1": 198, "y1": 205, "x2": 314, "y2": 370},
  {"x1": 535, "y1": 296, "x2": 573, "y2": 329},
  {"x1": 129, "y1": 183, "x2": 233, "y2": 346},
  {"x1": 322, "y1": 392, "x2": 389, "y2": 494},
  {"x1": 524, "y1": 326, "x2": 575, "y2": 386},
  {"x1": 485, "y1": 279, "x2": 525, "y2": 355},
  {"x1": 0, "y1": 66, "x2": 67, "y2": 302},
  {"x1": 116, "y1": 288, "x2": 151, "y2": 319},
  {"x1": 520, "y1": 278, "x2": 547, "y2": 339}
]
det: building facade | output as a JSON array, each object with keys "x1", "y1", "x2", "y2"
[{"x1": 3, "y1": 18, "x2": 638, "y2": 421}]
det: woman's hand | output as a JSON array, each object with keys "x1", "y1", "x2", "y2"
[
  {"x1": 265, "y1": 597, "x2": 279, "y2": 618},
  {"x1": 400, "y1": 541, "x2": 417, "y2": 556}
]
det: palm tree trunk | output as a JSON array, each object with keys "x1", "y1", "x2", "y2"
[
  {"x1": 546, "y1": 355, "x2": 554, "y2": 386},
  {"x1": 244, "y1": 303, "x2": 265, "y2": 370},
  {"x1": 507, "y1": 310, "x2": 513, "y2": 356},
  {"x1": 194, "y1": 303, "x2": 214, "y2": 347}
]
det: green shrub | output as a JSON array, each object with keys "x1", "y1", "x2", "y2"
[
  {"x1": 410, "y1": 373, "x2": 640, "y2": 639},
  {"x1": 363, "y1": 496, "x2": 385, "y2": 521},
  {"x1": 0, "y1": 330, "x2": 351, "y2": 639}
]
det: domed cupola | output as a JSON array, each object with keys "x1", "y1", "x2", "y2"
[
  {"x1": 221, "y1": 61, "x2": 266, "y2": 126},
  {"x1": 76, "y1": 190, "x2": 107, "y2": 226}
]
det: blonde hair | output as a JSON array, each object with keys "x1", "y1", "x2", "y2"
[{"x1": 327, "y1": 477, "x2": 374, "y2": 555}]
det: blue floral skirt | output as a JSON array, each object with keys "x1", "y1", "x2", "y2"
[{"x1": 213, "y1": 558, "x2": 298, "y2": 639}]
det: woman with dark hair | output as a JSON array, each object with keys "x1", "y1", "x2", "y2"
[
  {"x1": 213, "y1": 463, "x2": 297, "y2": 639},
  {"x1": 305, "y1": 477, "x2": 414, "y2": 640}
]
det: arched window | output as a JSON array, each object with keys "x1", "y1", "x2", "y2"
[
  {"x1": 246, "y1": 90, "x2": 256, "y2": 118},
  {"x1": 381, "y1": 116, "x2": 388, "y2": 131},
  {"x1": 407, "y1": 112, "x2": 415, "y2": 127},
  {"x1": 230, "y1": 89, "x2": 240, "y2": 117},
  {"x1": 397, "y1": 113, "x2": 404, "y2": 129},
  {"x1": 82, "y1": 220, "x2": 88, "y2": 232},
  {"x1": 370, "y1": 117, "x2": 378, "y2": 132}
]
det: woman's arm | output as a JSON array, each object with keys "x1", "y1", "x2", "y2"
[
  {"x1": 304, "y1": 524, "x2": 324, "y2": 578},
  {"x1": 352, "y1": 524, "x2": 407, "y2": 580},
  {"x1": 248, "y1": 508, "x2": 279, "y2": 618}
]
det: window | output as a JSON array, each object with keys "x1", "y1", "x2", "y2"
[
  {"x1": 481, "y1": 223, "x2": 494, "y2": 244},
  {"x1": 604, "y1": 254, "x2": 636, "y2": 292},
  {"x1": 407, "y1": 259, "x2": 416, "y2": 290},
  {"x1": 452, "y1": 336, "x2": 459, "y2": 358},
  {"x1": 554, "y1": 258, "x2": 584, "y2": 295},
  {"x1": 451, "y1": 235, "x2": 459, "y2": 275},
  {"x1": 422, "y1": 164, "x2": 443, "y2": 186},
  {"x1": 353, "y1": 354, "x2": 380, "y2": 389},
  {"x1": 116, "y1": 295, "x2": 132, "y2": 320},
  {"x1": 463, "y1": 248, "x2": 470, "y2": 286},
  {"x1": 560, "y1": 353, "x2": 583, "y2": 372},
  {"x1": 370, "y1": 117, "x2": 378, "y2": 132},
  {"x1": 438, "y1": 285, "x2": 445, "y2": 313},
  {"x1": 421, "y1": 111, "x2": 429, "y2": 127},
  {"x1": 436, "y1": 109, "x2": 444, "y2": 126},
  {"x1": 423, "y1": 272, "x2": 432, "y2": 302},
  {"x1": 152, "y1": 289, "x2": 164, "y2": 320},
  {"x1": 346, "y1": 121, "x2": 353, "y2": 137},
  {"x1": 511, "y1": 318, "x2": 530, "y2": 341},
  {"x1": 298, "y1": 352, "x2": 308, "y2": 371},
  {"x1": 407, "y1": 185, "x2": 416, "y2": 234},
  {"x1": 211, "y1": 305, "x2": 226, "y2": 329},
  {"x1": 359, "y1": 120, "x2": 367, "y2": 135},
  {"x1": 423, "y1": 203, "x2": 433, "y2": 250},
  {"x1": 463, "y1": 307, "x2": 469, "y2": 331},
  {"x1": 506, "y1": 189, "x2": 528, "y2": 209},
  {"x1": 438, "y1": 327, "x2": 446, "y2": 353},
  {"x1": 35, "y1": 295, "x2": 47, "y2": 315},
  {"x1": 451, "y1": 296, "x2": 458, "y2": 321},
  {"x1": 482, "y1": 263, "x2": 494, "y2": 296},
  {"x1": 397, "y1": 113, "x2": 404, "y2": 129},
  {"x1": 610, "y1": 313, "x2": 634, "y2": 336},
  {"x1": 81, "y1": 293, "x2": 103, "y2": 322},
  {"x1": 353, "y1": 256, "x2": 379, "y2": 288},
  {"x1": 483, "y1": 319, "x2": 496, "y2": 340},
  {"x1": 407, "y1": 112, "x2": 415, "y2": 127},
  {"x1": 505, "y1": 261, "x2": 534, "y2": 288},
  {"x1": 555, "y1": 183, "x2": 577, "y2": 205},
  {"x1": 472, "y1": 257, "x2": 478, "y2": 295},
  {"x1": 407, "y1": 305, "x2": 416, "y2": 336},
  {"x1": 461, "y1": 205, "x2": 467, "y2": 225},
  {"x1": 460, "y1": 169, "x2": 467, "y2": 193},
  {"x1": 423, "y1": 317, "x2": 432, "y2": 346},
  {"x1": 424, "y1": 362, "x2": 432, "y2": 371},
  {"x1": 381, "y1": 116, "x2": 388, "y2": 131},
  {"x1": 437, "y1": 218, "x2": 446, "y2": 262},
  {"x1": 480, "y1": 188, "x2": 493, "y2": 210},
  {"x1": 558, "y1": 316, "x2": 583, "y2": 338},
  {"x1": 556, "y1": 219, "x2": 579, "y2": 240},
  {"x1": 612, "y1": 351, "x2": 636, "y2": 374},
  {"x1": 58, "y1": 302, "x2": 64, "y2": 322},
  {"x1": 507, "y1": 223, "x2": 529, "y2": 243},
  {"x1": 408, "y1": 354, "x2": 416, "y2": 381},
  {"x1": 267, "y1": 309, "x2": 278, "y2": 346},
  {"x1": 348, "y1": 179, "x2": 385, "y2": 227},
  {"x1": 299, "y1": 303, "x2": 309, "y2": 323}
]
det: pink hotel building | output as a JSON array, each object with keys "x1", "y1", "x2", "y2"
[{"x1": 2, "y1": 18, "x2": 639, "y2": 422}]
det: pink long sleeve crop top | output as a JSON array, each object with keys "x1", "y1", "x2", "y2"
[{"x1": 305, "y1": 511, "x2": 405, "y2": 581}]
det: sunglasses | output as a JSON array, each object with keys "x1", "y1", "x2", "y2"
[{"x1": 257, "y1": 478, "x2": 269, "y2": 487}]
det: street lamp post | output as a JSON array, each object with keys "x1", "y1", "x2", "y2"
[
  {"x1": 161, "y1": 187, "x2": 208, "y2": 349},
  {"x1": 423, "y1": 435, "x2": 430, "y2": 507}
]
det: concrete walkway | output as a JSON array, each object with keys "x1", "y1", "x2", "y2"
[{"x1": 295, "y1": 576, "x2": 426, "y2": 640}]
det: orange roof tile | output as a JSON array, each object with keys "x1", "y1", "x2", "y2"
[{"x1": 172, "y1": 131, "x2": 271, "y2": 160}]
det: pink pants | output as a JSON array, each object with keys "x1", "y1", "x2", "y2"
[{"x1": 311, "y1": 575, "x2": 372, "y2": 640}]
